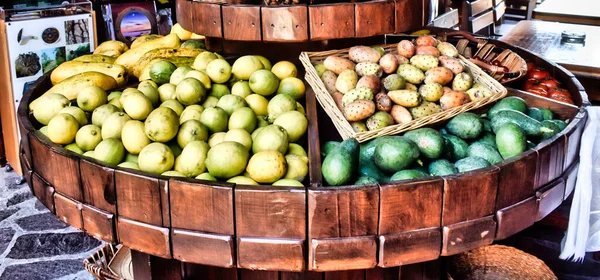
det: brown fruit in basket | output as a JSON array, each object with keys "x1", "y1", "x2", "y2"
[
  {"x1": 395, "y1": 55, "x2": 410, "y2": 65},
  {"x1": 375, "y1": 92, "x2": 392, "y2": 112},
  {"x1": 415, "y1": 45, "x2": 441, "y2": 57},
  {"x1": 366, "y1": 112, "x2": 394, "y2": 131},
  {"x1": 439, "y1": 90, "x2": 471, "y2": 110},
  {"x1": 405, "y1": 83, "x2": 418, "y2": 91},
  {"x1": 416, "y1": 35, "x2": 437, "y2": 46},
  {"x1": 350, "y1": 121, "x2": 368, "y2": 133},
  {"x1": 321, "y1": 70, "x2": 338, "y2": 94},
  {"x1": 439, "y1": 56, "x2": 464, "y2": 75},
  {"x1": 356, "y1": 74, "x2": 381, "y2": 93},
  {"x1": 388, "y1": 90, "x2": 422, "y2": 107},
  {"x1": 425, "y1": 67, "x2": 454, "y2": 85},
  {"x1": 323, "y1": 56, "x2": 356, "y2": 75},
  {"x1": 348, "y1": 46, "x2": 382, "y2": 64},
  {"x1": 379, "y1": 53, "x2": 399, "y2": 74},
  {"x1": 443, "y1": 86, "x2": 453, "y2": 95},
  {"x1": 390, "y1": 105, "x2": 413, "y2": 124},
  {"x1": 345, "y1": 100, "x2": 376, "y2": 121},
  {"x1": 335, "y1": 69, "x2": 358, "y2": 94},
  {"x1": 397, "y1": 40, "x2": 415, "y2": 58},
  {"x1": 331, "y1": 92, "x2": 345, "y2": 112}
]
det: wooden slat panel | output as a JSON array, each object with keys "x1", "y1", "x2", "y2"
[
  {"x1": 495, "y1": 197, "x2": 537, "y2": 240},
  {"x1": 400, "y1": 260, "x2": 441, "y2": 280},
  {"x1": 239, "y1": 270, "x2": 279, "y2": 280},
  {"x1": 54, "y1": 193, "x2": 83, "y2": 230},
  {"x1": 494, "y1": 1, "x2": 506, "y2": 21},
  {"x1": 536, "y1": 178, "x2": 566, "y2": 221},
  {"x1": 222, "y1": 5, "x2": 261, "y2": 41},
  {"x1": 395, "y1": 0, "x2": 423, "y2": 32},
  {"x1": 307, "y1": 88, "x2": 322, "y2": 187},
  {"x1": 378, "y1": 227, "x2": 441, "y2": 267},
  {"x1": 442, "y1": 167, "x2": 499, "y2": 226},
  {"x1": 82, "y1": 204, "x2": 116, "y2": 243},
  {"x1": 309, "y1": 4, "x2": 355, "y2": 41},
  {"x1": 441, "y1": 216, "x2": 496, "y2": 256},
  {"x1": 534, "y1": 135, "x2": 565, "y2": 189},
  {"x1": 172, "y1": 229, "x2": 235, "y2": 267},
  {"x1": 237, "y1": 237, "x2": 304, "y2": 271},
  {"x1": 310, "y1": 236, "x2": 377, "y2": 271},
  {"x1": 470, "y1": 10, "x2": 494, "y2": 33},
  {"x1": 115, "y1": 170, "x2": 163, "y2": 226},
  {"x1": 80, "y1": 159, "x2": 116, "y2": 213},
  {"x1": 191, "y1": 2, "x2": 223, "y2": 38},
  {"x1": 563, "y1": 162, "x2": 578, "y2": 199},
  {"x1": 159, "y1": 180, "x2": 170, "y2": 228},
  {"x1": 469, "y1": 0, "x2": 493, "y2": 16},
  {"x1": 176, "y1": 0, "x2": 194, "y2": 32},
  {"x1": 355, "y1": 0, "x2": 395, "y2": 38},
  {"x1": 494, "y1": 150, "x2": 537, "y2": 210},
  {"x1": 261, "y1": 6, "x2": 309, "y2": 42},
  {"x1": 563, "y1": 109, "x2": 587, "y2": 169},
  {"x1": 170, "y1": 179, "x2": 234, "y2": 234},
  {"x1": 430, "y1": 9, "x2": 459, "y2": 28},
  {"x1": 31, "y1": 173, "x2": 55, "y2": 213},
  {"x1": 117, "y1": 217, "x2": 171, "y2": 258}
]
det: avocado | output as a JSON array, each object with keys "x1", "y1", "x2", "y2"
[
  {"x1": 549, "y1": 119, "x2": 567, "y2": 130},
  {"x1": 442, "y1": 134, "x2": 469, "y2": 162},
  {"x1": 373, "y1": 136, "x2": 420, "y2": 173},
  {"x1": 490, "y1": 109, "x2": 553, "y2": 138},
  {"x1": 440, "y1": 128, "x2": 448, "y2": 135},
  {"x1": 404, "y1": 128, "x2": 445, "y2": 160},
  {"x1": 354, "y1": 176, "x2": 379, "y2": 185},
  {"x1": 455, "y1": 156, "x2": 491, "y2": 173},
  {"x1": 359, "y1": 136, "x2": 393, "y2": 164},
  {"x1": 467, "y1": 142, "x2": 503, "y2": 164},
  {"x1": 321, "y1": 138, "x2": 359, "y2": 186},
  {"x1": 322, "y1": 141, "x2": 340, "y2": 158},
  {"x1": 541, "y1": 120, "x2": 560, "y2": 140},
  {"x1": 527, "y1": 108, "x2": 544, "y2": 122},
  {"x1": 495, "y1": 123, "x2": 526, "y2": 159},
  {"x1": 428, "y1": 159, "x2": 457, "y2": 176},
  {"x1": 474, "y1": 132, "x2": 497, "y2": 149},
  {"x1": 446, "y1": 112, "x2": 484, "y2": 140},
  {"x1": 526, "y1": 140, "x2": 537, "y2": 149},
  {"x1": 488, "y1": 96, "x2": 528, "y2": 116},
  {"x1": 390, "y1": 169, "x2": 428, "y2": 181},
  {"x1": 539, "y1": 108, "x2": 554, "y2": 120},
  {"x1": 482, "y1": 119, "x2": 492, "y2": 132},
  {"x1": 359, "y1": 163, "x2": 389, "y2": 183}
]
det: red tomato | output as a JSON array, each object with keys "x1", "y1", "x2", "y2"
[
  {"x1": 526, "y1": 62, "x2": 536, "y2": 73},
  {"x1": 540, "y1": 77, "x2": 560, "y2": 89},
  {"x1": 527, "y1": 68, "x2": 551, "y2": 80},
  {"x1": 527, "y1": 88, "x2": 549, "y2": 97},
  {"x1": 523, "y1": 78, "x2": 549, "y2": 92},
  {"x1": 548, "y1": 87, "x2": 574, "y2": 104}
]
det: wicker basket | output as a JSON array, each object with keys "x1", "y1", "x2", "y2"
[
  {"x1": 83, "y1": 244, "x2": 126, "y2": 280},
  {"x1": 300, "y1": 45, "x2": 507, "y2": 142}
]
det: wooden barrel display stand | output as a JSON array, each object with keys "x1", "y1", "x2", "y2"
[{"x1": 17, "y1": 10, "x2": 590, "y2": 280}]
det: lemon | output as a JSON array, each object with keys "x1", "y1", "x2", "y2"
[
  {"x1": 121, "y1": 92, "x2": 153, "y2": 120},
  {"x1": 109, "y1": 97, "x2": 122, "y2": 109},
  {"x1": 138, "y1": 142, "x2": 175, "y2": 174},
  {"x1": 174, "y1": 140, "x2": 209, "y2": 177},
  {"x1": 48, "y1": 113, "x2": 79, "y2": 144},
  {"x1": 158, "y1": 83, "x2": 177, "y2": 102},
  {"x1": 231, "y1": 55, "x2": 264, "y2": 80},
  {"x1": 196, "y1": 172, "x2": 216, "y2": 181},
  {"x1": 246, "y1": 150, "x2": 287, "y2": 183},
  {"x1": 125, "y1": 153, "x2": 139, "y2": 163},
  {"x1": 91, "y1": 104, "x2": 120, "y2": 127},
  {"x1": 160, "y1": 99, "x2": 184, "y2": 116},
  {"x1": 200, "y1": 107, "x2": 229, "y2": 133},
  {"x1": 210, "y1": 84, "x2": 230, "y2": 99},
  {"x1": 59, "y1": 106, "x2": 87, "y2": 126},
  {"x1": 251, "y1": 127, "x2": 264, "y2": 141},
  {"x1": 296, "y1": 102, "x2": 305, "y2": 115},
  {"x1": 224, "y1": 128, "x2": 252, "y2": 151},
  {"x1": 180, "y1": 105, "x2": 204, "y2": 124},
  {"x1": 273, "y1": 111, "x2": 308, "y2": 142},
  {"x1": 231, "y1": 81, "x2": 252, "y2": 98},
  {"x1": 314, "y1": 63, "x2": 326, "y2": 77},
  {"x1": 171, "y1": 23, "x2": 192, "y2": 40},
  {"x1": 167, "y1": 141, "x2": 183, "y2": 158},
  {"x1": 144, "y1": 107, "x2": 180, "y2": 142},
  {"x1": 193, "y1": 52, "x2": 217, "y2": 71},
  {"x1": 287, "y1": 143, "x2": 307, "y2": 157},
  {"x1": 243, "y1": 95, "x2": 268, "y2": 117},
  {"x1": 228, "y1": 107, "x2": 257, "y2": 133},
  {"x1": 206, "y1": 59, "x2": 232, "y2": 83},
  {"x1": 94, "y1": 138, "x2": 125, "y2": 165},
  {"x1": 82, "y1": 151, "x2": 95, "y2": 158},
  {"x1": 208, "y1": 132, "x2": 226, "y2": 147},
  {"x1": 39, "y1": 126, "x2": 49, "y2": 136},
  {"x1": 227, "y1": 176, "x2": 258, "y2": 185},
  {"x1": 64, "y1": 143, "x2": 83, "y2": 154},
  {"x1": 170, "y1": 66, "x2": 193, "y2": 85},
  {"x1": 162, "y1": 171, "x2": 185, "y2": 177},
  {"x1": 202, "y1": 96, "x2": 219, "y2": 108},
  {"x1": 252, "y1": 124, "x2": 288, "y2": 154},
  {"x1": 77, "y1": 86, "x2": 108, "y2": 112},
  {"x1": 121, "y1": 120, "x2": 151, "y2": 154},
  {"x1": 277, "y1": 77, "x2": 306, "y2": 100},
  {"x1": 271, "y1": 61, "x2": 297, "y2": 79},
  {"x1": 138, "y1": 82, "x2": 160, "y2": 107},
  {"x1": 205, "y1": 141, "x2": 249, "y2": 179},
  {"x1": 273, "y1": 179, "x2": 304, "y2": 187},
  {"x1": 284, "y1": 154, "x2": 308, "y2": 181},
  {"x1": 176, "y1": 77, "x2": 207, "y2": 105},
  {"x1": 249, "y1": 70, "x2": 279, "y2": 96},
  {"x1": 254, "y1": 55, "x2": 272, "y2": 70},
  {"x1": 216, "y1": 95, "x2": 246, "y2": 115},
  {"x1": 101, "y1": 112, "x2": 131, "y2": 140},
  {"x1": 76, "y1": 124, "x2": 102, "y2": 151},
  {"x1": 33, "y1": 93, "x2": 70, "y2": 125},
  {"x1": 177, "y1": 119, "x2": 209, "y2": 148},
  {"x1": 267, "y1": 94, "x2": 296, "y2": 122},
  {"x1": 184, "y1": 70, "x2": 212, "y2": 89},
  {"x1": 118, "y1": 162, "x2": 139, "y2": 170},
  {"x1": 107, "y1": 91, "x2": 122, "y2": 101},
  {"x1": 256, "y1": 116, "x2": 269, "y2": 128}
]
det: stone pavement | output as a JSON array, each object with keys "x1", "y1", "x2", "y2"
[{"x1": 0, "y1": 169, "x2": 102, "y2": 280}]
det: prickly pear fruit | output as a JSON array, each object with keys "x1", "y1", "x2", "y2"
[
  {"x1": 397, "y1": 40, "x2": 416, "y2": 58},
  {"x1": 439, "y1": 90, "x2": 471, "y2": 110},
  {"x1": 349, "y1": 46, "x2": 382, "y2": 63},
  {"x1": 439, "y1": 56, "x2": 464, "y2": 75},
  {"x1": 324, "y1": 56, "x2": 356, "y2": 74},
  {"x1": 466, "y1": 87, "x2": 493, "y2": 102},
  {"x1": 356, "y1": 75, "x2": 381, "y2": 93},
  {"x1": 383, "y1": 74, "x2": 406, "y2": 91},
  {"x1": 342, "y1": 87, "x2": 374, "y2": 106},
  {"x1": 321, "y1": 70, "x2": 338, "y2": 94},
  {"x1": 405, "y1": 83, "x2": 418, "y2": 91},
  {"x1": 424, "y1": 67, "x2": 454, "y2": 85},
  {"x1": 345, "y1": 100, "x2": 376, "y2": 121},
  {"x1": 437, "y1": 42, "x2": 459, "y2": 57},
  {"x1": 409, "y1": 100, "x2": 441, "y2": 119},
  {"x1": 331, "y1": 92, "x2": 345, "y2": 111},
  {"x1": 375, "y1": 92, "x2": 392, "y2": 112},
  {"x1": 418, "y1": 82, "x2": 444, "y2": 102},
  {"x1": 397, "y1": 64, "x2": 425, "y2": 84},
  {"x1": 388, "y1": 90, "x2": 422, "y2": 107},
  {"x1": 410, "y1": 54, "x2": 439, "y2": 71},
  {"x1": 415, "y1": 45, "x2": 441, "y2": 57},
  {"x1": 372, "y1": 46, "x2": 386, "y2": 56},
  {"x1": 443, "y1": 86, "x2": 453, "y2": 95},
  {"x1": 314, "y1": 63, "x2": 327, "y2": 77},
  {"x1": 335, "y1": 69, "x2": 358, "y2": 94},
  {"x1": 351, "y1": 121, "x2": 368, "y2": 132},
  {"x1": 366, "y1": 112, "x2": 394, "y2": 131},
  {"x1": 355, "y1": 62, "x2": 383, "y2": 77},
  {"x1": 416, "y1": 35, "x2": 437, "y2": 46},
  {"x1": 395, "y1": 55, "x2": 410, "y2": 65},
  {"x1": 379, "y1": 54, "x2": 399, "y2": 74},
  {"x1": 391, "y1": 105, "x2": 412, "y2": 124},
  {"x1": 452, "y1": 72, "x2": 473, "y2": 91},
  {"x1": 471, "y1": 83, "x2": 484, "y2": 89}
]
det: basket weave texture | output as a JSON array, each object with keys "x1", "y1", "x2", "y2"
[
  {"x1": 300, "y1": 44, "x2": 507, "y2": 142},
  {"x1": 83, "y1": 244, "x2": 123, "y2": 280}
]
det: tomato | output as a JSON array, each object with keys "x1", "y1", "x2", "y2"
[
  {"x1": 527, "y1": 88, "x2": 549, "y2": 97},
  {"x1": 548, "y1": 87, "x2": 574, "y2": 104},
  {"x1": 526, "y1": 62, "x2": 536, "y2": 73},
  {"x1": 523, "y1": 78, "x2": 549, "y2": 92},
  {"x1": 527, "y1": 68, "x2": 551, "y2": 80},
  {"x1": 540, "y1": 77, "x2": 560, "y2": 89}
]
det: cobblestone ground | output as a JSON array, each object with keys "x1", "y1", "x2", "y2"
[{"x1": 0, "y1": 169, "x2": 102, "y2": 280}]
